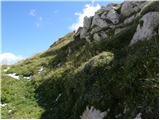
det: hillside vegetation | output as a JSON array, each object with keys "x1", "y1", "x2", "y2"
[{"x1": 1, "y1": 1, "x2": 159, "y2": 119}]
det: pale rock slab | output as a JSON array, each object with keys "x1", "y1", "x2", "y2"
[
  {"x1": 130, "y1": 12, "x2": 158, "y2": 45},
  {"x1": 121, "y1": 1, "x2": 146, "y2": 17}
]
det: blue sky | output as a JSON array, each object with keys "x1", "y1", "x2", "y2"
[{"x1": 1, "y1": 0, "x2": 124, "y2": 64}]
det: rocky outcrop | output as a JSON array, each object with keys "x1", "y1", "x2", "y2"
[
  {"x1": 74, "y1": 1, "x2": 158, "y2": 46},
  {"x1": 80, "y1": 28, "x2": 88, "y2": 39},
  {"x1": 74, "y1": 27, "x2": 82, "y2": 37},
  {"x1": 83, "y1": 16, "x2": 92, "y2": 30},
  {"x1": 140, "y1": 1, "x2": 159, "y2": 16},
  {"x1": 121, "y1": 1, "x2": 146, "y2": 17},
  {"x1": 104, "y1": 9, "x2": 120, "y2": 24},
  {"x1": 95, "y1": 3, "x2": 120, "y2": 16},
  {"x1": 91, "y1": 14, "x2": 109, "y2": 28},
  {"x1": 93, "y1": 31, "x2": 108, "y2": 42},
  {"x1": 123, "y1": 14, "x2": 136, "y2": 25},
  {"x1": 74, "y1": 3, "x2": 121, "y2": 41},
  {"x1": 130, "y1": 12, "x2": 159, "y2": 45}
]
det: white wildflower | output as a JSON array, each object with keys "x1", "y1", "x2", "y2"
[{"x1": 80, "y1": 106, "x2": 107, "y2": 119}]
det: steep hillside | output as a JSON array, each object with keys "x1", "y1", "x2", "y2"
[{"x1": 1, "y1": 1, "x2": 159, "y2": 119}]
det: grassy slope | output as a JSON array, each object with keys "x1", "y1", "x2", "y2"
[
  {"x1": 1, "y1": 75, "x2": 44, "y2": 118},
  {"x1": 1, "y1": 20, "x2": 159, "y2": 118}
]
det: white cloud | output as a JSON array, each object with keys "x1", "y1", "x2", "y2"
[
  {"x1": 29, "y1": 9, "x2": 37, "y2": 16},
  {"x1": 29, "y1": 9, "x2": 43, "y2": 28},
  {"x1": 69, "y1": 3, "x2": 101, "y2": 31},
  {"x1": 0, "y1": 53, "x2": 24, "y2": 65}
]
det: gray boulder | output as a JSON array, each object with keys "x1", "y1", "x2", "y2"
[
  {"x1": 90, "y1": 26, "x2": 103, "y2": 34},
  {"x1": 99, "y1": 31, "x2": 108, "y2": 40},
  {"x1": 75, "y1": 17, "x2": 92, "y2": 39},
  {"x1": 130, "y1": 12, "x2": 158, "y2": 45},
  {"x1": 103, "y1": 3, "x2": 121, "y2": 11},
  {"x1": 121, "y1": 1, "x2": 146, "y2": 17},
  {"x1": 74, "y1": 27, "x2": 83, "y2": 37},
  {"x1": 96, "y1": 3, "x2": 121, "y2": 19},
  {"x1": 93, "y1": 33, "x2": 101, "y2": 41},
  {"x1": 83, "y1": 16, "x2": 93, "y2": 30},
  {"x1": 106, "y1": 9, "x2": 120, "y2": 24},
  {"x1": 91, "y1": 14, "x2": 109, "y2": 28},
  {"x1": 114, "y1": 27, "x2": 127, "y2": 35},
  {"x1": 96, "y1": 3, "x2": 119, "y2": 15},
  {"x1": 140, "y1": 1, "x2": 159, "y2": 16},
  {"x1": 85, "y1": 35, "x2": 92, "y2": 43},
  {"x1": 80, "y1": 28, "x2": 88, "y2": 39},
  {"x1": 93, "y1": 31, "x2": 108, "y2": 42},
  {"x1": 123, "y1": 14, "x2": 136, "y2": 25}
]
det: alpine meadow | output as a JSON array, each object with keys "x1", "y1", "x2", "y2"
[{"x1": 1, "y1": 0, "x2": 159, "y2": 119}]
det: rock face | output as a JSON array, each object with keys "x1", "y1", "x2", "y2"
[
  {"x1": 93, "y1": 31, "x2": 108, "y2": 42},
  {"x1": 74, "y1": 3, "x2": 121, "y2": 41},
  {"x1": 130, "y1": 12, "x2": 159, "y2": 45},
  {"x1": 91, "y1": 14, "x2": 109, "y2": 28},
  {"x1": 140, "y1": 1, "x2": 159, "y2": 16},
  {"x1": 74, "y1": 0, "x2": 158, "y2": 45},
  {"x1": 74, "y1": 27, "x2": 82, "y2": 37},
  {"x1": 123, "y1": 14, "x2": 136, "y2": 25},
  {"x1": 105, "y1": 9, "x2": 120, "y2": 24},
  {"x1": 121, "y1": 1, "x2": 146, "y2": 17},
  {"x1": 80, "y1": 28, "x2": 88, "y2": 39},
  {"x1": 83, "y1": 16, "x2": 92, "y2": 30}
]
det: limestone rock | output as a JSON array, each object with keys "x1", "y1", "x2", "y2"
[
  {"x1": 91, "y1": 14, "x2": 109, "y2": 28},
  {"x1": 99, "y1": 31, "x2": 108, "y2": 40},
  {"x1": 74, "y1": 27, "x2": 83, "y2": 37},
  {"x1": 123, "y1": 14, "x2": 136, "y2": 25},
  {"x1": 95, "y1": 3, "x2": 119, "y2": 15},
  {"x1": 93, "y1": 33, "x2": 101, "y2": 42},
  {"x1": 140, "y1": 1, "x2": 159, "y2": 16},
  {"x1": 93, "y1": 31, "x2": 108, "y2": 42},
  {"x1": 106, "y1": 9, "x2": 120, "y2": 24},
  {"x1": 90, "y1": 26, "x2": 103, "y2": 34},
  {"x1": 130, "y1": 12, "x2": 158, "y2": 45},
  {"x1": 103, "y1": 3, "x2": 121, "y2": 11},
  {"x1": 83, "y1": 16, "x2": 92, "y2": 30},
  {"x1": 85, "y1": 35, "x2": 92, "y2": 43},
  {"x1": 114, "y1": 27, "x2": 127, "y2": 35},
  {"x1": 121, "y1": 1, "x2": 146, "y2": 17},
  {"x1": 80, "y1": 28, "x2": 88, "y2": 39},
  {"x1": 75, "y1": 16, "x2": 92, "y2": 39}
]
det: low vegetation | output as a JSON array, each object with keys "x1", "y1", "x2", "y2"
[
  {"x1": 1, "y1": 1, "x2": 159, "y2": 118},
  {"x1": 1, "y1": 22, "x2": 158, "y2": 118}
]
